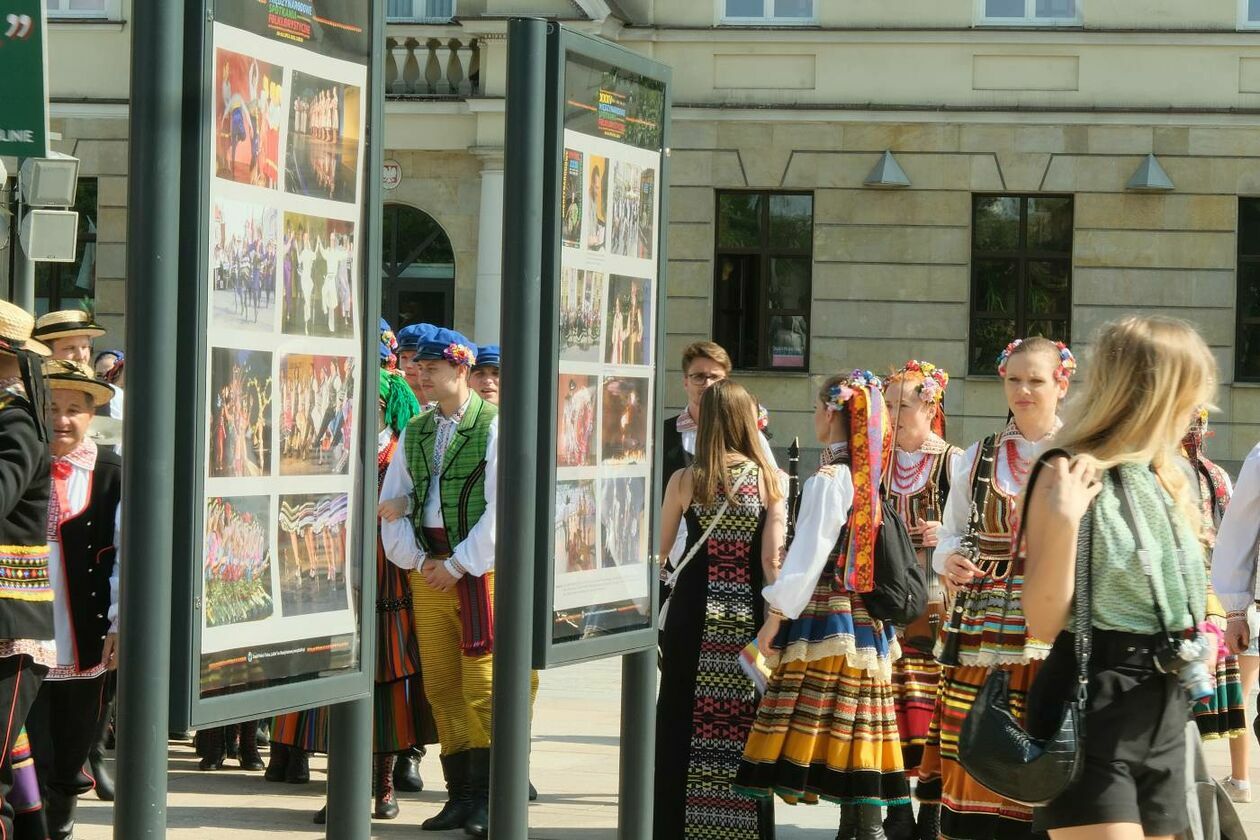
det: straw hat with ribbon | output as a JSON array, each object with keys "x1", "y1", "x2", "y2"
[
  {"x1": 43, "y1": 359, "x2": 115, "y2": 405},
  {"x1": 0, "y1": 301, "x2": 51, "y2": 357},
  {"x1": 33, "y1": 309, "x2": 106, "y2": 343}
]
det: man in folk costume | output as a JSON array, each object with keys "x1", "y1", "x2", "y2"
[
  {"x1": 31, "y1": 312, "x2": 105, "y2": 367},
  {"x1": 21, "y1": 361, "x2": 119, "y2": 840},
  {"x1": 380, "y1": 327, "x2": 498, "y2": 838},
  {"x1": 395, "y1": 323, "x2": 436, "y2": 408},
  {"x1": 0, "y1": 301, "x2": 56, "y2": 838}
]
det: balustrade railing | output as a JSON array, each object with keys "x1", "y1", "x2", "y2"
[{"x1": 386, "y1": 35, "x2": 480, "y2": 97}]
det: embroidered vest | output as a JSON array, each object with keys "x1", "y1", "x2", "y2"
[
  {"x1": 402, "y1": 394, "x2": 497, "y2": 552},
  {"x1": 0, "y1": 396, "x2": 54, "y2": 641},
  {"x1": 57, "y1": 450, "x2": 122, "y2": 670}
]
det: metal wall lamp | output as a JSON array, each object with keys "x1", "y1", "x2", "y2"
[
  {"x1": 1125, "y1": 154, "x2": 1175, "y2": 192},
  {"x1": 864, "y1": 151, "x2": 911, "y2": 188}
]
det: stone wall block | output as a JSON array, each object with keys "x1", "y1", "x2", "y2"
[
  {"x1": 1153, "y1": 127, "x2": 1190, "y2": 156},
  {"x1": 668, "y1": 150, "x2": 714, "y2": 187},
  {"x1": 1074, "y1": 229, "x2": 1235, "y2": 271},
  {"x1": 93, "y1": 278, "x2": 126, "y2": 317},
  {"x1": 842, "y1": 123, "x2": 961, "y2": 153},
  {"x1": 815, "y1": 224, "x2": 969, "y2": 265},
  {"x1": 810, "y1": 337, "x2": 964, "y2": 377},
  {"x1": 60, "y1": 117, "x2": 130, "y2": 142},
  {"x1": 667, "y1": 222, "x2": 715, "y2": 261},
  {"x1": 1013, "y1": 125, "x2": 1065, "y2": 154},
  {"x1": 775, "y1": 122, "x2": 843, "y2": 152},
  {"x1": 94, "y1": 242, "x2": 127, "y2": 280},
  {"x1": 812, "y1": 299, "x2": 968, "y2": 340},
  {"x1": 1074, "y1": 193, "x2": 1234, "y2": 232},
  {"x1": 811, "y1": 262, "x2": 969, "y2": 303},
  {"x1": 672, "y1": 120, "x2": 718, "y2": 148},
  {"x1": 669, "y1": 186, "x2": 715, "y2": 224},
  {"x1": 96, "y1": 207, "x2": 128, "y2": 244},
  {"x1": 1073, "y1": 268, "x2": 1233, "y2": 308},
  {"x1": 960, "y1": 125, "x2": 1015, "y2": 154},
  {"x1": 814, "y1": 189, "x2": 970, "y2": 226},
  {"x1": 1187, "y1": 127, "x2": 1260, "y2": 158},
  {"x1": 969, "y1": 154, "x2": 1005, "y2": 191},
  {"x1": 665, "y1": 259, "x2": 713, "y2": 298},
  {"x1": 996, "y1": 152, "x2": 1052, "y2": 192},
  {"x1": 73, "y1": 140, "x2": 130, "y2": 176},
  {"x1": 1086, "y1": 126, "x2": 1154, "y2": 155}
]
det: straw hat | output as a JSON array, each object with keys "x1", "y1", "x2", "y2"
[
  {"x1": 0, "y1": 300, "x2": 51, "y2": 357},
  {"x1": 33, "y1": 309, "x2": 106, "y2": 342},
  {"x1": 43, "y1": 359, "x2": 115, "y2": 405}
]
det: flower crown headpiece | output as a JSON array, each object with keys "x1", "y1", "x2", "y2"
[
  {"x1": 827, "y1": 369, "x2": 882, "y2": 413},
  {"x1": 897, "y1": 360, "x2": 949, "y2": 404},
  {"x1": 996, "y1": 339, "x2": 1077, "y2": 382},
  {"x1": 443, "y1": 343, "x2": 476, "y2": 366}
]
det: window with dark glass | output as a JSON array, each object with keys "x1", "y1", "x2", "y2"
[
  {"x1": 969, "y1": 194, "x2": 1073, "y2": 374},
  {"x1": 34, "y1": 178, "x2": 98, "y2": 316},
  {"x1": 1236, "y1": 199, "x2": 1260, "y2": 381},
  {"x1": 381, "y1": 202, "x2": 456, "y2": 329},
  {"x1": 714, "y1": 191, "x2": 812, "y2": 371}
]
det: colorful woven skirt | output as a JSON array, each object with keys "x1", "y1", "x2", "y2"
[
  {"x1": 1194, "y1": 652, "x2": 1246, "y2": 741},
  {"x1": 891, "y1": 648, "x2": 939, "y2": 774},
  {"x1": 916, "y1": 662, "x2": 1040, "y2": 839},
  {"x1": 735, "y1": 577, "x2": 908, "y2": 807}
]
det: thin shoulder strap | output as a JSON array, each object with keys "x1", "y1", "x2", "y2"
[{"x1": 665, "y1": 464, "x2": 756, "y2": 588}]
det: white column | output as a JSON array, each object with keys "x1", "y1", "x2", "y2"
[{"x1": 473, "y1": 157, "x2": 504, "y2": 344}]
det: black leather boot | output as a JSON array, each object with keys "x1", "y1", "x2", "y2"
[
  {"x1": 86, "y1": 697, "x2": 115, "y2": 801},
  {"x1": 463, "y1": 748, "x2": 490, "y2": 838},
  {"x1": 858, "y1": 804, "x2": 888, "y2": 840},
  {"x1": 836, "y1": 805, "x2": 859, "y2": 840},
  {"x1": 884, "y1": 803, "x2": 916, "y2": 840},
  {"x1": 265, "y1": 743, "x2": 290, "y2": 782},
  {"x1": 421, "y1": 751, "x2": 475, "y2": 831},
  {"x1": 393, "y1": 746, "x2": 424, "y2": 792},
  {"x1": 225, "y1": 723, "x2": 239, "y2": 760},
  {"x1": 45, "y1": 787, "x2": 77, "y2": 840},
  {"x1": 915, "y1": 802, "x2": 940, "y2": 840},
  {"x1": 374, "y1": 754, "x2": 400, "y2": 820},
  {"x1": 197, "y1": 727, "x2": 225, "y2": 771},
  {"x1": 285, "y1": 746, "x2": 310, "y2": 784},
  {"x1": 238, "y1": 720, "x2": 265, "y2": 771}
]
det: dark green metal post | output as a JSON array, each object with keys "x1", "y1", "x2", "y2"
[
  {"x1": 12, "y1": 201, "x2": 34, "y2": 312},
  {"x1": 491, "y1": 16, "x2": 548, "y2": 840},
  {"x1": 325, "y1": 3, "x2": 385, "y2": 838},
  {"x1": 619, "y1": 650, "x2": 656, "y2": 838},
  {"x1": 115, "y1": 0, "x2": 183, "y2": 836}
]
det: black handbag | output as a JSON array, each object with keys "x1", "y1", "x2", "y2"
[
  {"x1": 957, "y1": 449, "x2": 1091, "y2": 806},
  {"x1": 838, "y1": 495, "x2": 927, "y2": 626}
]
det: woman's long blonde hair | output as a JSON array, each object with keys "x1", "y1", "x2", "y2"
[
  {"x1": 1055, "y1": 315, "x2": 1217, "y2": 520},
  {"x1": 692, "y1": 379, "x2": 782, "y2": 506}
]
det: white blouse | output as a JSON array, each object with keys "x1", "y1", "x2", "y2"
[
  {"x1": 762, "y1": 464, "x2": 854, "y2": 619},
  {"x1": 1212, "y1": 441, "x2": 1260, "y2": 613}
]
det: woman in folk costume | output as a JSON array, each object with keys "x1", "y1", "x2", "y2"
[
  {"x1": 880, "y1": 362, "x2": 963, "y2": 840},
  {"x1": 735, "y1": 370, "x2": 907, "y2": 840},
  {"x1": 917, "y1": 337, "x2": 1075, "y2": 840},
  {"x1": 1183, "y1": 408, "x2": 1255, "y2": 801},
  {"x1": 654, "y1": 379, "x2": 786, "y2": 840}
]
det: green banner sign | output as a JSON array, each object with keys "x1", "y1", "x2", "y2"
[{"x1": 0, "y1": 0, "x2": 48, "y2": 158}]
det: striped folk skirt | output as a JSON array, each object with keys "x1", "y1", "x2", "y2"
[
  {"x1": 916, "y1": 662, "x2": 1041, "y2": 839},
  {"x1": 734, "y1": 577, "x2": 909, "y2": 807},
  {"x1": 1194, "y1": 653, "x2": 1247, "y2": 741},
  {"x1": 891, "y1": 648, "x2": 940, "y2": 774}
]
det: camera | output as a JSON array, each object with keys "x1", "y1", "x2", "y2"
[{"x1": 1153, "y1": 634, "x2": 1215, "y2": 702}]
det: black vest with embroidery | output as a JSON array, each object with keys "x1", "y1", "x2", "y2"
[{"x1": 57, "y1": 450, "x2": 122, "y2": 670}]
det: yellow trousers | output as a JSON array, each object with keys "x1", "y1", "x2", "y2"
[{"x1": 409, "y1": 570, "x2": 539, "y2": 756}]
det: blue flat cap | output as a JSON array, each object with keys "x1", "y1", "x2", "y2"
[
  {"x1": 396, "y1": 323, "x2": 436, "y2": 352},
  {"x1": 475, "y1": 344, "x2": 500, "y2": 369},
  {"x1": 418, "y1": 327, "x2": 477, "y2": 366}
]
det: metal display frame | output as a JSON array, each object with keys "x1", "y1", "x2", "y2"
[
  {"x1": 530, "y1": 25, "x2": 673, "y2": 671},
  {"x1": 167, "y1": 0, "x2": 384, "y2": 731}
]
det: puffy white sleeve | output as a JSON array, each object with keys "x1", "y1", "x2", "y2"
[
  {"x1": 763, "y1": 466, "x2": 853, "y2": 619},
  {"x1": 1212, "y1": 444, "x2": 1260, "y2": 613},
  {"x1": 933, "y1": 441, "x2": 979, "y2": 575},
  {"x1": 758, "y1": 431, "x2": 779, "y2": 468},
  {"x1": 448, "y1": 417, "x2": 499, "y2": 578},
  {"x1": 380, "y1": 426, "x2": 426, "y2": 571}
]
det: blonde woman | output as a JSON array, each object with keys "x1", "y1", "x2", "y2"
[
  {"x1": 1023, "y1": 317, "x2": 1215, "y2": 839},
  {"x1": 655, "y1": 379, "x2": 785, "y2": 840}
]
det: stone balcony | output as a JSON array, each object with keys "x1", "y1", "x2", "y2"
[{"x1": 386, "y1": 25, "x2": 481, "y2": 98}]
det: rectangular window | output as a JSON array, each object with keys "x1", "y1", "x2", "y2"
[
  {"x1": 1236, "y1": 199, "x2": 1260, "y2": 380},
  {"x1": 969, "y1": 195, "x2": 1073, "y2": 375},
  {"x1": 1240, "y1": 0, "x2": 1260, "y2": 29},
  {"x1": 714, "y1": 191, "x2": 813, "y2": 371},
  {"x1": 721, "y1": 0, "x2": 816, "y2": 24},
  {"x1": 33, "y1": 178, "x2": 97, "y2": 316},
  {"x1": 45, "y1": 0, "x2": 113, "y2": 18},
  {"x1": 977, "y1": 0, "x2": 1081, "y2": 25},
  {"x1": 386, "y1": 0, "x2": 456, "y2": 22}
]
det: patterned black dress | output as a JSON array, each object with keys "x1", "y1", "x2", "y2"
[{"x1": 654, "y1": 464, "x2": 773, "y2": 840}]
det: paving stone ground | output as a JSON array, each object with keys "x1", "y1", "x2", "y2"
[{"x1": 75, "y1": 657, "x2": 1258, "y2": 838}]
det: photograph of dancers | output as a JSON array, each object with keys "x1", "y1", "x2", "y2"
[
  {"x1": 603, "y1": 275, "x2": 650, "y2": 366},
  {"x1": 637, "y1": 169, "x2": 656, "y2": 259},
  {"x1": 555, "y1": 480, "x2": 598, "y2": 574},
  {"x1": 559, "y1": 267, "x2": 604, "y2": 363},
  {"x1": 209, "y1": 348, "x2": 273, "y2": 478},
  {"x1": 585, "y1": 154, "x2": 608, "y2": 251},
  {"x1": 277, "y1": 492, "x2": 350, "y2": 615},
  {"x1": 210, "y1": 199, "x2": 278, "y2": 330},
  {"x1": 279, "y1": 354, "x2": 356, "y2": 476},
  {"x1": 561, "y1": 149, "x2": 584, "y2": 248},
  {"x1": 203, "y1": 496, "x2": 275, "y2": 628},
  {"x1": 281, "y1": 212, "x2": 356, "y2": 338},
  {"x1": 214, "y1": 48, "x2": 282, "y2": 189},
  {"x1": 599, "y1": 477, "x2": 646, "y2": 569},
  {"x1": 609, "y1": 160, "x2": 642, "y2": 258},
  {"x1": 285, "y1": 71, "x2": 362, "y2": 204},
  {"x1": 557, "y1": 373, "x2": 597, "y2": 467},
  {"x1": 600, "y1": 376, "x2": 648, "y2": 465}
]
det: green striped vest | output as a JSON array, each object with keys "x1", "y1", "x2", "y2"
[{"x1": 403, "y1": 393, "x2": 497, "y2": 552}]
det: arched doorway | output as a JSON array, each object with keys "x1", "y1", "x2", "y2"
[{"x1": 381, "y1": 203, "x2": 455, "y2": 330}]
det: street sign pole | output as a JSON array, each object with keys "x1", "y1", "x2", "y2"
[
  {"x1": 12, "y1": 206, "x2": 34, "y2": 310},
  {"x1": 115, "y1": 0, "x2": 183, "y2": 835},
  {"x1": 491, "y1": 16, "x2": 549, "y2": 840}
]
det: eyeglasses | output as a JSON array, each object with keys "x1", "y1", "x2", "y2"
[{"x1": 686, "y1": 372, "x2": 726, "y2": 386}]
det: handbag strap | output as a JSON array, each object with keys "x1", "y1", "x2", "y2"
[{"x1": 665, "y1": 463, "x2": 756, "y2": 589}]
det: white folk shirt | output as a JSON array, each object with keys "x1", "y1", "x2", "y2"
[
  {"x1": 1211, "y1": 441, "x2": 1260, "y2": 614},
  {"x1": 41, "y1": 444, "x2": 122, "y2": 680},
  {"x1": 379, "y1": 399, "x2": 500, "y2": 579}
]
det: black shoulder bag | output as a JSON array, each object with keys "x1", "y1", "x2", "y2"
[{"x1": 957, "y1": 449, "x2": 1091, "y2": 806}]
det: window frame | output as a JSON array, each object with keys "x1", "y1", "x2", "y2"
[
  {"x1": 713, "y1": 189, "x2": 814, "y2": 372},
  {"x1": 974, "y1": 0, "x2": 1082, "y2": 27},
  {"x1": 1236, "y1": 198, "x2": 1260, "y2": 382},
  {"x1": 968, "y1": 193, "x2": 1074, "y2": 376},
  {"x1": 717, "y1": 0, "x2": 818, "y2": 26},
  {"x1": 384, "y1": 0, "x2": 457, "y2": 23},
  {"x1": 1239, "y1": 0, "x2": 1260, "y2": 30},
  {"x1": 45, "y1": 0, "x2": 121, "y2": 21}
]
